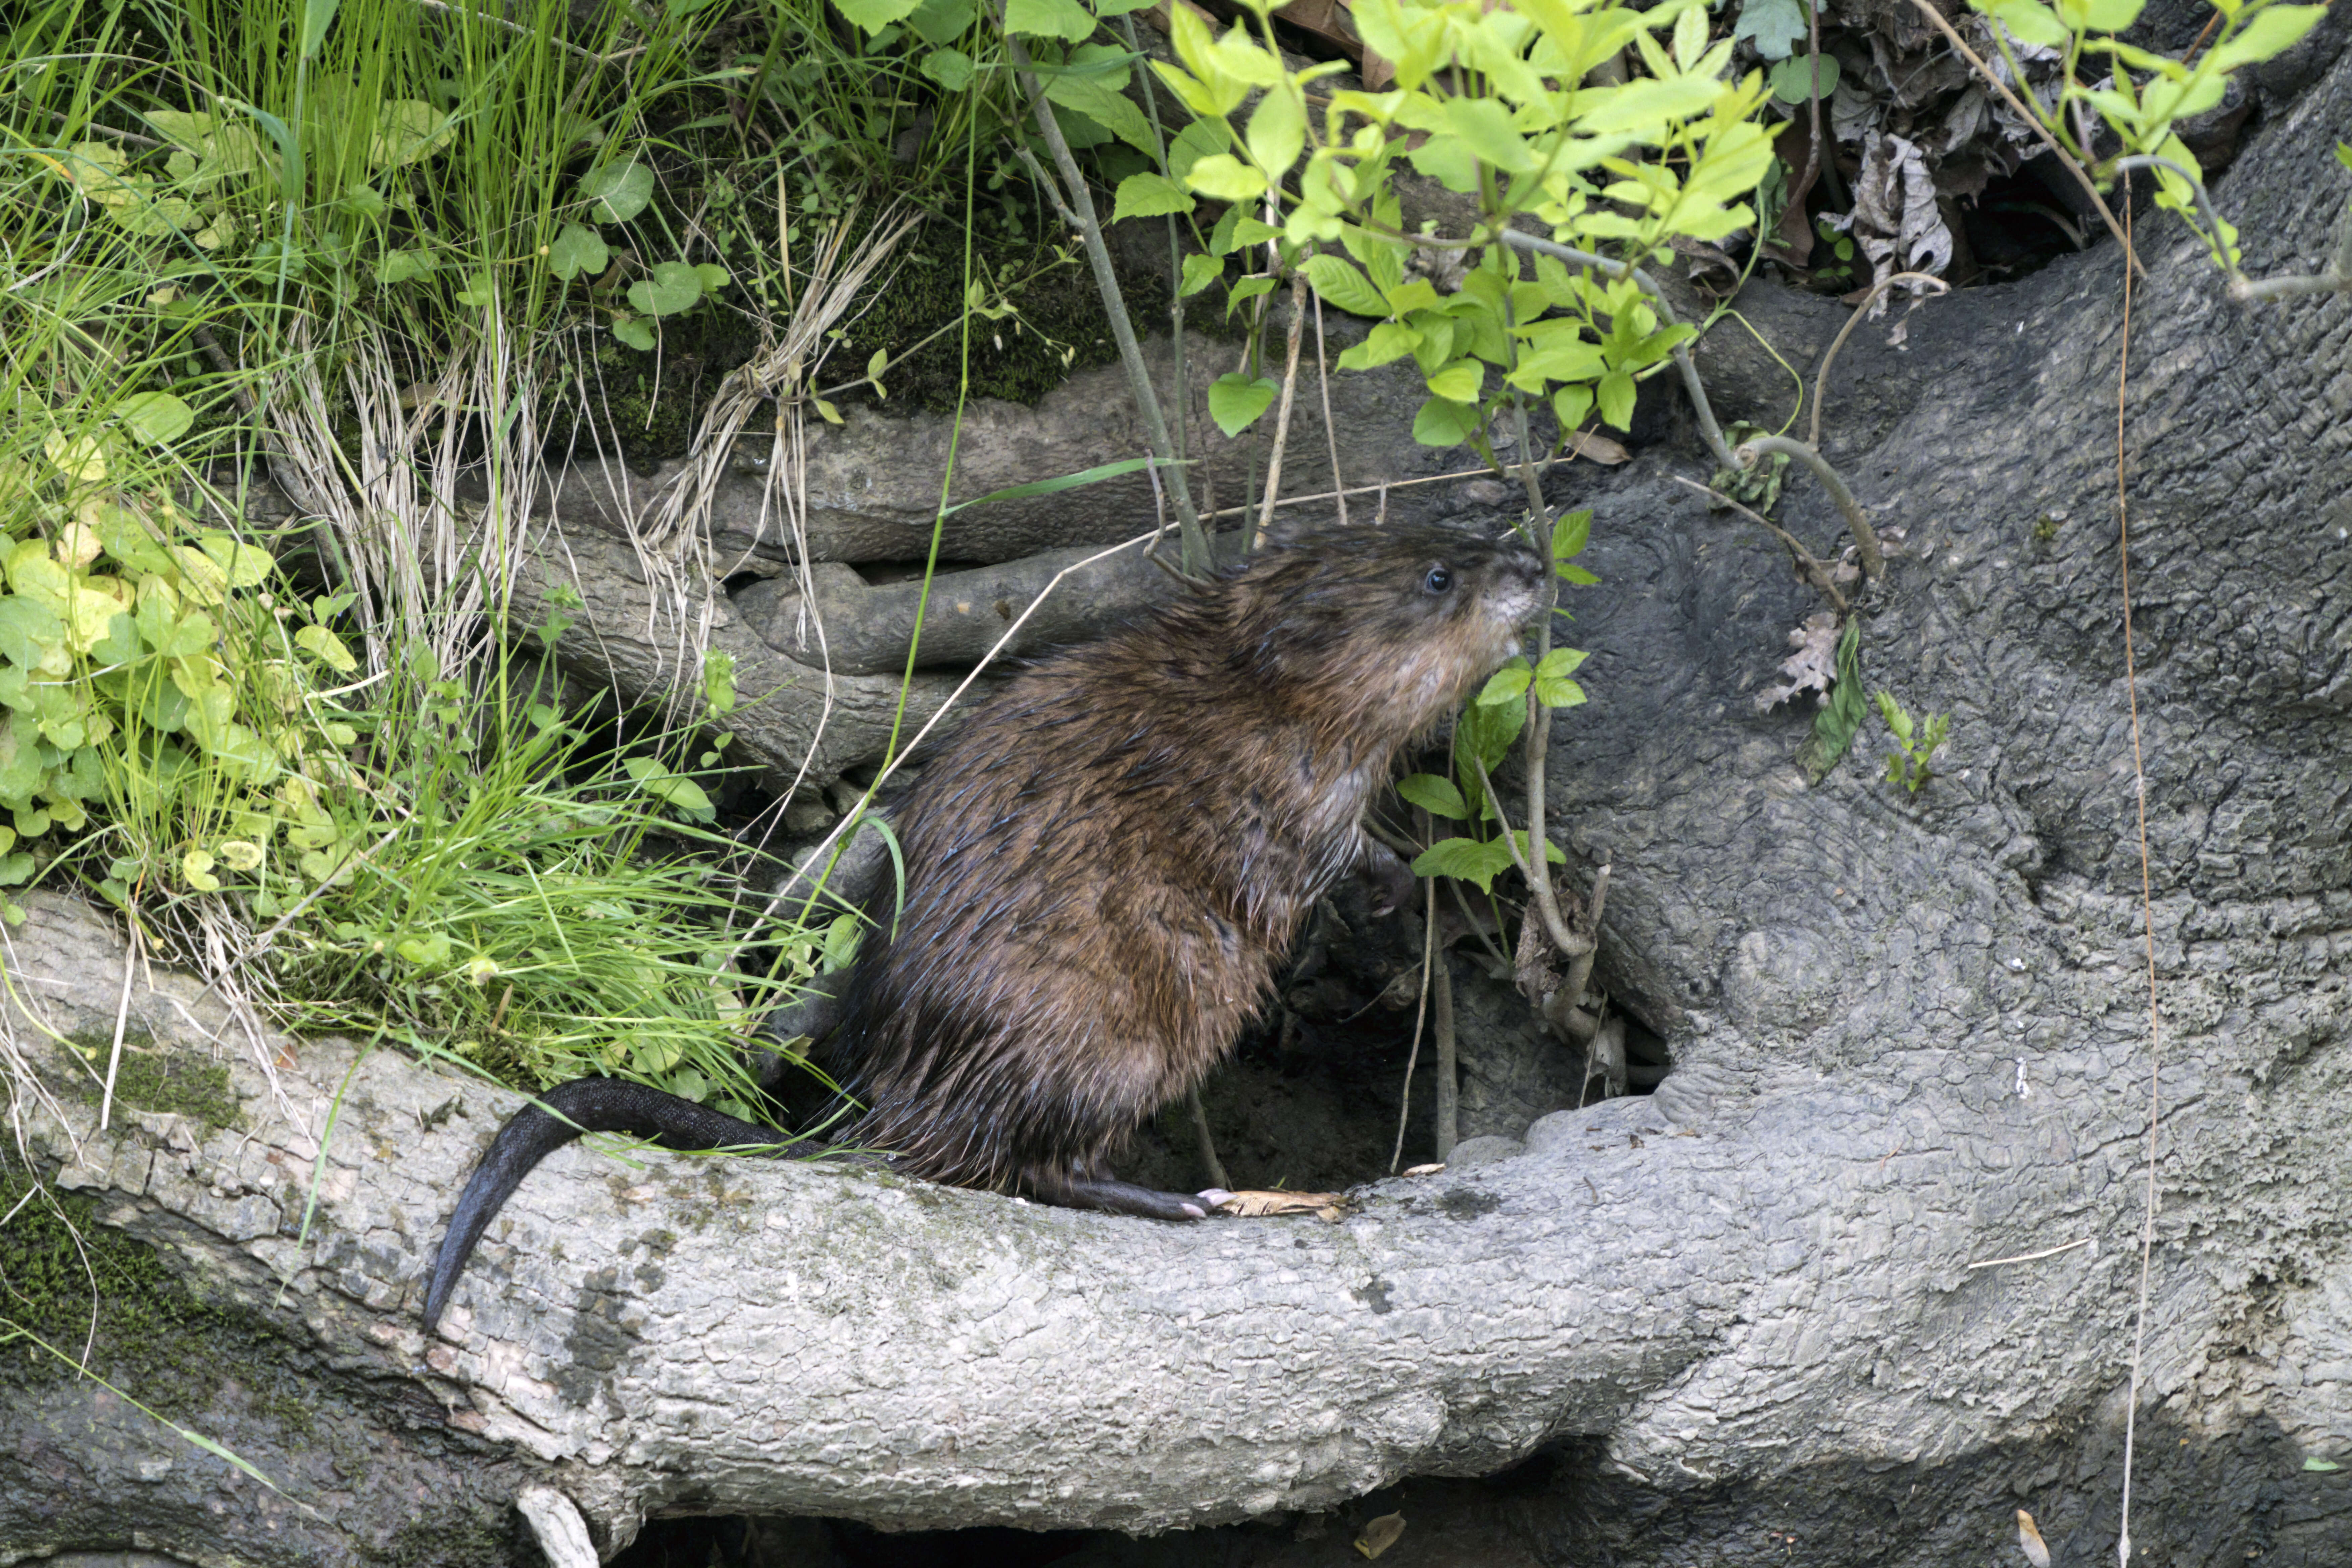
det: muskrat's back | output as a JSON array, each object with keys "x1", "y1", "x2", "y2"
[{"x1": 822, "y1": 522, "x2": 1550, "y2": 1217}]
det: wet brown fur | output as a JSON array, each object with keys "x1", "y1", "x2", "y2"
[{"x1": 820, "y1": 522, "x2": 1550, "y2": 1210}]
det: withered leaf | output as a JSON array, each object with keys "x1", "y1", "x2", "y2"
[
  {"x1": 1214, "y1": 1189, "x2": 1350, "y2": 1217},
  {"x1": 1354, "y1": 1512, "x2": 1407, "y2": 1559}
]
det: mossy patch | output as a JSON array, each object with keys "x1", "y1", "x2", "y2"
[
  {"x1": 56, "y1": 1030, "x2": 238, "y2": 1133},
  {"x1": 0, "y1": 1173, "x2": 303, "y2": 1431}
]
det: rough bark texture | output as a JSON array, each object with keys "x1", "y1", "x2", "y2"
[{"x1": 5, "y1": 36, "x2": 2352, "y2": 1568}]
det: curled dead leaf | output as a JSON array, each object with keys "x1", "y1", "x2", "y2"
[
  {"x1": 1354, "y1": 1512, "x2": 1406, "y2": 1559},
  {"x1": 1213, "y1": 1189, "x2": 1349, "y2": 1217},
  {"x1": 1564, "y1": 430, "x2": 1630, "y2": 466},
  {"x1": 2015, "y1": 1508, "x2": 2050, "y2": 1568}
]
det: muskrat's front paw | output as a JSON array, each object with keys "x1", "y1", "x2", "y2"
[{"x1": 1361, "y1": 846, "x2": 1417, "y2": 916}]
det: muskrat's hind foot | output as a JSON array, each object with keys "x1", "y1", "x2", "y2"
[{"x1": 1026, "y1": 1165, "x2": 1226, "y2": 1220}]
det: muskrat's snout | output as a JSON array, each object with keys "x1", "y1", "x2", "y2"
[{"x1": 1478, "y1": 532, "x2": 1553, "y2": 648}]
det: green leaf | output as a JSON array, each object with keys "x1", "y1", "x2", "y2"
[
  {"x1": 1004, "y1": 0, "x2": 1094, "y2": 41},
  {"x1": 369, "y1": 99, "x2": 453, "y2": 167},
  {"x1": 1180, "y1": 252, "x2": 1225, "y2": 296},
  {"x1": 834, "y1": 0, "x2": 922, "y2": 35},
  {"x1": 1411, "y1": 834, "x2": 1516, "y2": 893},
  {"x1": 628, "y1": 260, "x2": 704, "y2": 316},
  {"x1": 299, "y1": 0, "x2": 341, "y2": 59},
  {"x1": 1302, "y1": 253, "x2": 1388, "y2": 317},
  {"x1": 1975, "y1": 0, "x2": 2070, "y2": 49},
  {"x1": 1337, "y1": 321, "x2": 1419, "y2": 371},
  {"x1": 546, "y1": 221, "x2": 609, "y2": 281},
  {"x1": 1397, "y1": 773, "x2": 1469, "y2": 821},
  {"x1": 337, "y1": 183, "x2": 386, "y2": 219},
  {"x1": 1768, "y1": 53, "x2": 1839, "y2": 104},
  {"x1": 1186, "y1": 153, "x2": 1268, "y2": 203},
  {"x1": 919, "y1": 47, "x2": 976, "y2": 90},
  {"x1": 1207, "y1": 373, "x2": 1279, "y2": 436},
  {"x1": 1457, "y1": 690, "x2": 1526, "y2": 775},
  {"x1": 1046, "y1": 73, "x2": 1156, "y2": 156},
  {"x1": 294, "y1": 623, "x2": 357, "y2": 673},
  {"x1": 118, "y1": 392, "x2": 195, "y2": 445},
  {"x1": 612, "y1": 314, "x2": 655, "y2": 350},
  {"x1": 623, "y1": 755, "x2": 715, "y2": 819},
  {"x1": 579, "y1": 160, "x2": 654, "y2": 224},
  {"x1": 2206, "y1": 4, "x2": 2326, "y2": 74},
  {"x1": 906, "y1": 0, "x2": 975, "y2": 45},
  {"x1": 1411, "y1": 396, "x2": 1481, "y2": 447},
  {"x1": 2337, "y1": 143, "x2": 2352, "y2": 174},
  {"x1": 1535, "y1": 647, "x2": 1589, "y2": 708},
  {"x1": 1113, "y1": 172, "x2": 1196, "y2": 222},
  {"x1": 1801, "y1": 620, "x2": 1865, "y2": 780},
  {"x1": 694, "y1": 262, "x2": 730, "y2": 293},
  {"x1": 1245, "y1": 89, "x2": 1306, "y2": 178},
  {"x1": 378, "y1": 247, "x2": 433, "y2": 283},
  {"x1": 2304, "y1": 1456, "x2": 2342, "y2": 1472},
  {"x1": 1477, "y1": 658, "x2": 1532, "y2": 706},
  {"x1": 1732, "y1": 0, "x2": 1808, "y2": 61},
  {"x1": 1168, "y1": 117, "x2": 1225, "y2": 179},
  {"x1": 1551, "y1": 508, "x2": 1592, "y2": 561},
  {"x1": 1425, "y1": 359, "x2": 1484, "y2": 402},
  {"x1": 396, "y1": 931, "x2": 453, "y2": 967},
  {"x1": 454, "y1": 273, "x2": 496, "y2": 308},
  {"x1": 1441, "y1": 98, "x2": 1536, "y2": 173},
  {"x1": 1596, "y1": 369, "x2": 1636, "y2": 431}
]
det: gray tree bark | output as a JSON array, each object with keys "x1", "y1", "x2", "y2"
[{"x1": 4, "y1": 34, "x2": 2351, "y2": 1568}]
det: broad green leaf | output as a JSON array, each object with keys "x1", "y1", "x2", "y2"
[
  {"x1": 1534, "y1": 646, "x2": 1588, "y2": 708},
  {"x1": 1004, "y1": 0, "x2": 1094, "y2": 41},
  {"x1": 1976, "y1": 0, "x2": 2071, "y2": 49},
  {"x1": 182, "y1": 848, "x2": 220, "y2": 892},
  {"x1": 369, "y1": 100, "x2": 452, "y2": 166},
  {"x1": 1168, "y1": 117, "x2": 1226, "y2": 179},
  {"x1": 2207, "y1": 5, "x2": 2325, "y2": 74},
  {"x1": 378, "y1": 247, "x2": 433, "y2": 283},
  {"x1": 1411, "y1": 834, "x2": 1516, "y2": 893},
  {"x1": 1406, "y1": 134, "x2": 1480, "y2": 194},
  {"x1": 1303, "y1": 253, "x2": 1388, "y2": 317},
  {"x1": 295, "y1": 623, "x2": 357, "y2": 673},
  {"x1": 1732, "y1": 0, "x2": 1808, "y2": 61},
  {"x1": 396, "y1": 931, "x2": 453, "y2": 966},
  {"x1": 1425, "y1": 359, "x2": 1484, "y2": 402},
  {"x1": 1336, "y1": 320, "x2": 1419, "y2": 370},
  {"x1": 197, "y1": 534, "x2": 272, "y2": 588},
  {"x1": 629, "y1": 261, "x2": 704, "y2": 316},
  {"x1": 920, "y1": 48, "x2": 975, "y2": 89},
  {"x1": 1442, "y1": 98, "x2": 1536, "y2": 173},
  {"x1": 1411, "y1": 395, "x2": 1480, "y2": 446},
  {"x1": 695, "y1": 263, "x2": 730, "y2": 292},
  {"x1": 1478, "y1": 658, "x2": 1532, "y2": 706},
  {"x1": 118, "y1": 392, "x2": 195, "y2": 445},
  {"x1": 1112, "y1": 172, "x2": 1196, "y2": 223},
  {"x1": 1186, "y1": 153, "x2": 1268, "y2": 203},
  {"x1": 834, "y1": 0, "x2": 922, "y2": 35},
  {"x1": 546, "y1": 221, "x2": 609, "y2": 281},
  {"x1": 613, "y1": 314, "x2": 656, "y2": 350},
  {"x1": 579, "y1": 160, "x2": 654, "y2": 223},
  {"x1": 1207, "y1": 373, "x2": 1278, "y2": 436},
  {"x1": 1551, "y1": 508, "x2": 1593, "y2": 560},
  {"x1": 907, "y1": 0, "x2": 975, "y2": 43},
  {"x1": 1047, "y1": 74, "x2": 1156, "y2": 156},
  {"x1": 1397, "y1": 772, "x2": 1469, "y2": 820},
  {"x1": 1180, "y1": 252, "x2": 1226, "y2": 296},
  {"x1": 299, "y1": 0, "x2": 341, "y2": 59},
  {"x1": 1596, "y1": 369, "x2": 1636, "y2": 430},
  {"x1": 1768, "y1": 53, "x2": 1839, "y2": 104},
  {"x1": 1246, "y1": 89, "x2": 1307, "y2": 179}
]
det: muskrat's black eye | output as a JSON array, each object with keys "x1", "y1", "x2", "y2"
[{"x1": 1423, "y1": 565, "x2": 1453, "y2": 595}]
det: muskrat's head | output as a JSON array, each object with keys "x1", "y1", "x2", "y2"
[{"x1": 1218, "y1": 522, "x2": 1553, "y2": 730}]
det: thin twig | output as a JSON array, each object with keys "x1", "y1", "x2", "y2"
[
  {"x1": 1468, "y1": 756, "x2": 1592, "y2": 960},
  {"x1": 1672, "y1": 476, "x2": 1848, "y2": 612},
  {"x1": 1201, "y1": 451, "x2": 1605, "y2": 521},
  {"x1": 2115, "y1": 177, "x2": 2163, "y2": 1568},
  {"x1": 1257, "y1": 273, "x2": 1310, "y2": 546},
  {"x1": 1965, "y1": 1236, "x2": 2094, "y2": 1270},
  {"x1": 998, "y1": 13, "x2": 1206, "y2": 572},
  {"x1": 1432, "y1": 954, "x2": 1458, "y2": 1161},
  {"x1": 1810, "y1": 271, "x2": 1951, "y2": 448},
  {"x1": 1311, "y1": 292, "x2": 1348, "y2": 526},
  {"x1": 1900, "y1": 0, "x2": 2144, "y2": 278},
  {"x1": 2107, "y1": 154, "x2": 2240, "y2": 277},
  {"x1": 99, "y1": 921, "x2": 139, "y2": 1133},
  {"x1": 1185, "y1": 1083, "x2": 1229, "y2": 1190},
  {"x1": 1736, "y1": 435, "x2": 1884, "y2": 581},
  {"x1": 1389, "y1": 874, "x2": 1437, "y2": 1174}
]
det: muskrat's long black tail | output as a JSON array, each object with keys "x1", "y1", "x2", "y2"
[{"x1": 422, "y1": 1078, "x2": 787, "y2": 1333}]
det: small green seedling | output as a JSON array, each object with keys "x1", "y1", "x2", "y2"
[{"x1": 1874, "y1": 690, "x2": 1949, "y2": 794}]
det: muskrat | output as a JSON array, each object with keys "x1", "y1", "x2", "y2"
[{"x1": 421, "y1": 522, "x2": 1549, "y2": 1332}]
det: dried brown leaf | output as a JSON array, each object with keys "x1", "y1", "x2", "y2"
[
  {"x1": 2015, "y1": 1509, "x2": 2051, "y2": 1568},
  {"x1": 1755, "y1": 610, "x2": 1841, "y2": 712},
  {"x1": 1354, "y1": 1513, "x2": 1407, "y2": 1559},
  {"x1": 1402, "y1": 1162, "x2": 1446, "y2": 1177},
  {"x1": 1565, "y1": 430, "x2": 1629, "y2": 466},
  {"x1": 1215, "y1": 1189, "x2": 1350, "y2": 1217}
]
